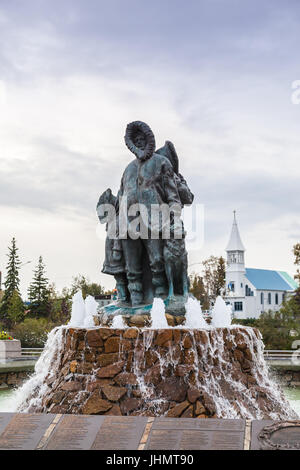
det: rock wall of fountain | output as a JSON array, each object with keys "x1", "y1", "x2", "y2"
[{"x1": 18, "y1": 326, "x2": 297, "y2": 420}]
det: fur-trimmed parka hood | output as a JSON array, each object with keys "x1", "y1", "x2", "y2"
[{"x1": 124, "y1": 121, "x2": 156, "y2": 161}]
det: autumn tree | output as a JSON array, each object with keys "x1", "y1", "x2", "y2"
[
  {"x1": 189, "y1": 273, "x2": 210, "y2": 310},
  {"x1": 202, "y1": 256, "x2": 226, "y2": 304}
]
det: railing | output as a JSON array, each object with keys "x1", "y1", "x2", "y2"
[
  {"x1": 264, "y1": 350, "x2": 298, "y2": 360},
  {"x1": 21, "y1": 348, "x2": 43, "y2": 357}
]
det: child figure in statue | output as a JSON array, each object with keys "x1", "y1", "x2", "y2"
[{"x1": 97, "y1": 188, "x2": 129, "y2": 303}]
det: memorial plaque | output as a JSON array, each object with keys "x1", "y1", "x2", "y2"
[
  {"x1": 145, "y1": 418, "x2": 245, "y2": 450},
  {"x1": 0, "y1": 413, "x2": 55, "y2": 450},
  {"x1": 91, "y1": 416, "x2": 148, "y2": 450},
  {"x1": 252, "y1": 420, "x2": 300, "y2": 450},
  {"x1": 250, "y1": 420, "x2": 273, "y2": 450},
  {"x1": 0, "y1": 414, "x2": 15, "y2": 436},
  {"x1": 44, "y1": 415, "x2": 105, "y2": 450}
]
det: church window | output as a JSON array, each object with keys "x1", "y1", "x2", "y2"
[
  {"x1": 234, "y1": 302, "x2": 243, "y2": 311},
  {"x1": 261, "y1": 293, "x2": 264, "y2": 304},
  {"x1": 275, "y1": 293, "x2": 278, "y2": 305},
  {"x1": 268, "y1": 293, "x2": 271, "y2": 304}
]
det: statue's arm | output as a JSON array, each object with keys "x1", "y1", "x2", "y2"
[
  {"x1": 162, "y1": 160, "x2": 181, "y2": 207},
  {"x1": 177, "y1": 173, "x2": 194, "y2": 206}
]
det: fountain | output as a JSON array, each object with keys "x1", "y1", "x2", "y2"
[{"x1": 12, "y1": 120, "x2": 298, "y2": 420}]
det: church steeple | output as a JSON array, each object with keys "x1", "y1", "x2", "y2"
[
  {"x1": 225, "y1": 211, "x2": 246, "y2": 296},
  {"x1": 226, "y1": 210, "x2": 245, "y2": 252}
]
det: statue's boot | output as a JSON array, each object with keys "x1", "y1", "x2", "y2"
[
  {"x1": 128, "y1": 280, "x2": 143, "y2": 306},
  {"x1": 152, "y1": 273, "x2": 168, "y2": 298},
  {"x1": 114, "y1": 273, "x2": 130, "y2": 303}
]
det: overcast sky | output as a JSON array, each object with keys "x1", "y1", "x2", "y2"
[{"x1": 0, "y1": 0, "x2": 300, "y2": 296}]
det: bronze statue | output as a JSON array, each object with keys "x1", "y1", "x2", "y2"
[{"x1": 97, "y1": 121, "x2": 194, "y2": 313}]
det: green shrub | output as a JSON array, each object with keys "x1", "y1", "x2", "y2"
[{"x1": 12, "y1": 318, "x2": 56, "y2": 348}]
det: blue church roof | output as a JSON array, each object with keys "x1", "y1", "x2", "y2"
[{"x1": 245, "y1": 268, "x2": 297, "y2": 291}]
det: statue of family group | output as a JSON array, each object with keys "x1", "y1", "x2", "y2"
[{"x1": 97, "y1": 121, "x2": 194, "y2": 309}]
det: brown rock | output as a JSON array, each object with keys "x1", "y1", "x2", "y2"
[
  {"x1": 185, "y1": 350, "x2": 196, "y2": 365},
  {"x1": 101, "y1": 385, "x2": 127, "y2": 402},
  {"x1": 182, "y1": 334, "x2": 193, "y2": 349},
  {"x1": 114, "y1": 372, "x2": 138, "y2": 386},
  {"x1": 173, "y1": 329, "x2": 181, "y2": 343},
  {"x1": 84, "y1": 351, "x2": 95, "y2": 362},
  {"x1": 120, "y1": 397, "x2": 141, "y2": 414},
  {"x1": 197, "y1": 414, "x2": 207, "y2": 419},
  {"x1": 166, "y1": 400, "x2": 190, "y2": 417},
  {"x1": 144, "y1": 364, "x2": 161, "y2": 386},
  {"x1": 86, "y1": 329, "x2": 103, "y2": 348},
  {"x1": 105, "y1": 336, "x2": 120, "y2": 353},
  {"x1": 129, "y1": 315, "x2": 148, "y2": 327},
  {"x1": 119, "y1": 340, "x2": 133, "y2": 352},
  {"x1": 77, "y1": 363, "x2": 94, "y2": 374},
  {"x1": 86, "y1": 378, "x2": 113, "y2": 392},
  {"x1": 156, "y1": 377, "x2": 187, "y2": 402},
  {"x1": 49, "y1": 404, "x2": 69, "y2": 414},
  {"x1": 187, "y1": 389, "x2": 201, "y2": 403},
  {"x1": 175, "y1": 316, "x2": 185, "y2": 326},
  {"x1": 97, "y1": 361, "x2": 124, "y2": 378},
  {"x1": 105, "y1": 404, "x2": 122, "y2": 416},
  {"x1": 145, "y1": 350, "x2": 158, "y2": 367},
  {"x1": 97, "y1": 352, "x2": 119, "y2": 367},
  {"x1": 99, "y1": 328, "x2": 114, "y2": 340},
  {"x1": 82, "y1": 391, "x2": 112, "y2": 414},
  {"x1": 69, "y1": 360, "x2": 78, "y2": 373},
  {"x1": 181, "y1": 405, "x2": 193, "y2": 418},
  {"x1": 156, "y1": 329, "x2": 173, "y2": 346},
  {"x1": 123, "y1": 328, "x2": 139, "y2": 339},
  {"x1": 244, "y1": 348, "x2": 253, "y2": 361},
  {"x1": 165, "y1": 313, "x2": 176, "y2": 327},
  {"x1": 233, "y1": 349, "x2": 244, "y2": 363},
  {"x1": 61, "y1": 381, "x2": 82, "y2": 392},
  {"x1": 201, "y1": 392, "x2": 216, "y2": 415},
  {"x1": 195, "y1": 401, "x2": 206, "y2": 415},
  {"x1": 175, "y1": 364, "x2": 193, "y2": 377},
  {"x1": 52, "y1": 391, "x2": 66, "y2": 404}
]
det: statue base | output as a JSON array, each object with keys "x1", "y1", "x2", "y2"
[{"x1": 94, "y1": 295, "x2": 188, "y2": 327}]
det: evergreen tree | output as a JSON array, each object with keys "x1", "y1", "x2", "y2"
[
  {"x1": 28, "y1": 256, "x2": 50, "y2": 317},
  {"x1": 0, "y1": 238, "x2": 23, "y2": 327},
  {"x1": 7, "y1": 290, "x2": 25, "y2": 325}
]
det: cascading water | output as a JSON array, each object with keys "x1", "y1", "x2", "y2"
[
  {"x1": 130, "y1": 326, "x2": 297, "y2": 419},
  {"x1": 12, "y1": 327, "x2": 65, "y2": 413},
  {"x1": 10, "y1": 292, "x2": 298, "y2": 419}
]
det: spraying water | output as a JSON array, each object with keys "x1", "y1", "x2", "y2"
[
  {"x1": 211, "y1": 296, "x2": 232, "y2": 328},
  {"x1": 150, "y1": 298, "x2": 169, "y2": 328},
  {"x1": 11, "y1": 327, "x2": 65, "y2": 413},
  {"x1": 111, "y1": 315, "x2": 127, "y2": 329},
  {"x1": 84, "y1": 295, "x2": 98, "y2": 328},
  {"x1": 184, "y1": 296, "x2": 208, "y2": 329},
  {"x1": 68, "y1": 291, "x2": 85, "y2": 327}
]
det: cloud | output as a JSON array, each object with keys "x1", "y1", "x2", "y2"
[{"x1": 0, "y1": 0, "x2": 300, "y2": 294}]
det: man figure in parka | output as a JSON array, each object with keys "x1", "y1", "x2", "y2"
[{"x1": 118, "y1": 121, "x2": 181, "y2": 306}]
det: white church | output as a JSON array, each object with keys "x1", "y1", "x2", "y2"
[{"x1": 224, "y1": 212, "x2": 298, "y2": 319}]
